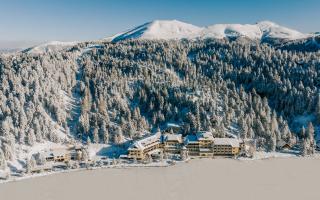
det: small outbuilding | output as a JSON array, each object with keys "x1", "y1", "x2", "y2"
[{"x1": 276, "y1": 141, "x2": 292, "y2": 150}]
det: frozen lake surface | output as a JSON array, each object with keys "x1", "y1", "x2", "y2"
[{"x1": 1, "y1": 157, "x2": 320, "y2": 200}]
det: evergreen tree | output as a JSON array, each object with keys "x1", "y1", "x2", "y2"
[
  {"x1": 93, "y1": 127, "x2": 99, "y2": 143},
  {"x1": 307, "y1": 122, "x2": 315, "y2": 154},
  {"x1": 114, "y1": 127, "x2": 124, "y2": 144},
  {"x1": 0, "y1": 149, "x2": 6, "y2": 170},
  {"x1": 316, "y1": 94, "x2": 320, "y2": 123}
]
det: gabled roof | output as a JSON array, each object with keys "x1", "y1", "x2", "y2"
[{"x1": 277, "y1": 140, "x2": 292, "y2": 148}]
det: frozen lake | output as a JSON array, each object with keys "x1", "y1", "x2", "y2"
[{"x1": 1, "y1": 157, "x2": 320, "y2": 200}]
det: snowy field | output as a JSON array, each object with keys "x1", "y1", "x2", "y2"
[{"x1": 1, "y1": 157, "x2": 320, "y2": 200}]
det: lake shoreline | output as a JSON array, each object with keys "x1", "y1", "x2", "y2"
[{"x1": 0, "y1": 152, "x2": 312, "y2": 185}]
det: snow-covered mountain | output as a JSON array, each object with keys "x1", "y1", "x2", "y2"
[
  {"x1": 110, "y1": 20, "x2": 309, "y2": 42},
  {"x1": 111, "y1": 20, "x2": 202, "y2": 42},
  {"x1": 21, "y1": 20, "x2": 316, "y2": 54}
]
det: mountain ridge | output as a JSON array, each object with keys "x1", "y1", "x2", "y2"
[
  {"x1": 110, "y1": 19, "x2": 310, "y2": 42},
  {"x1": 21, "y1": 20, "x2": 318, "y2": 54}
]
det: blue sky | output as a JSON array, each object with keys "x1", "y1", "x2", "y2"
[{"x1": 0, "y1": 0, "x2": 319, "y2": 48}]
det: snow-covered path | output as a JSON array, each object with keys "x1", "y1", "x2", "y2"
[
  {"x1": 66, "y1": 63, "x2": 83, "y2": 138},
  {"x1": 66, "y1": 49, "x2": 88, "y2": 139}
]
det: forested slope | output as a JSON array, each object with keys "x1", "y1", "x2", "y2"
[{"x1": 0, "y1": 39, "x2": 320, "y2": 168}]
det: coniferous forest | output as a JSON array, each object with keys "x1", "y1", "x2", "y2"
[{"x1": 0, "y1": 38, "x2": 320, "y2": 167}]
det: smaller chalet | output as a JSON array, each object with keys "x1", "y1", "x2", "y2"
[
  {"x1": 44, "y1": 149, "x2": 70, "y2": 162},
  {"x1": 276, "y1": 140, "x2": 293, "y2": 150}
]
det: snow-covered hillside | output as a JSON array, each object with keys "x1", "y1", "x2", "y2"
[
  {"x1": 110, "y1": 20, "x2": 309, "y2": 42},
  {"x1": 22, "y1": 41, "x2": 78, "y2": 54},
  {"x1": 1, "y1": 19, "x2": 319, "y2": 181},
  {"x1": 256, "y1": 21, "x2": 307, "y2": 40},
  {"x1": 202, "y1": 23, "x2": 262, "y2": 40}
]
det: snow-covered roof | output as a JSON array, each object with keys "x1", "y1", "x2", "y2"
[
  {"x1": 129, "y1": 132, "x2": 161, "y2": 151},
  {"x1": 213, "y1": 138, "x2": 241, "y2": 148},
  {"x1": 166, "y1": 123, "x2": 181, "y2": 128},
  {"x1": 225, "y1": 132, "x2": 238, "y2": 139},
  {"x1": 196, "y1": 131, "x2": 214, "y2": 141},
  {"x1": 162, "y1": 134, "x2": 183, "y2": 143}
]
